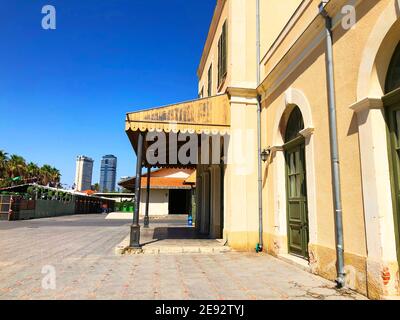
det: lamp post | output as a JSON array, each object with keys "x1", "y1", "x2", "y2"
[
  {"x1": 144, "y1": 166, "x2": 151, "y2": 228},
  {"x1": 130, "y1": 133, "x2": 144, "y2": 248}
]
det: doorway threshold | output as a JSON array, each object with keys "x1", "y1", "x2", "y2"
[{"x1": 277, "y1": 253, "x2": 311, "y2": 273}]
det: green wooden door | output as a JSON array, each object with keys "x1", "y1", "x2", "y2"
[
  {"x1": 285, "y1": 138, "x2": 309, "y2": 259},
  {"x1": 384, "y1": 88, "x2": 400, "y2": 264}
]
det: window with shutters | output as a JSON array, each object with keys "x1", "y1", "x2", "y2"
[
  {"x1": 218, "y1": 21, "x2": 227, "y2": 88},
  {"x1": 386, "y1": 42, "x2": 400, "y2": 94},
  {"x1": 285, "y1": 107, "x2": 304, "y2": 143},
  {"x1": 207, "y1": 64, "x2": 212, "y2": 97},
  {"x1": 199, "y1": 87, "x2": 204, "y2": 99}
]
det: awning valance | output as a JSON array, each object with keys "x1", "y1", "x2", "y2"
[
  {"x1": 125, "y1": 94, "x2": 230, "y2": 136},
  {"x1": 125, "y1": 95, "x2": 230, "y2": 168}
]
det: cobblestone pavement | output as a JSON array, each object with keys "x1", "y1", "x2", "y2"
[{"x1": 0, "y1": 215, "x2": 367, "y2": 300}]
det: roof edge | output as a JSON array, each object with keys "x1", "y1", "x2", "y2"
[{"x1": 197, "y1": 0, "x2": 226, "y2": 79}]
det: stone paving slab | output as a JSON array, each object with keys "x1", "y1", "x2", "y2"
[
  {"x1": 116, "y1": 235, "x2": 231, "y2": 255},
  {"x1": 0, "y1": 215, "x2": 367, "y2": 300},
  {"x1": 115, "y1": 219, "x2": 231, "y2": 255}
]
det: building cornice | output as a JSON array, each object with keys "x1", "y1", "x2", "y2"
[
  {"x1": 226, "y1": 87, "x2": 258, "y2": 98},
  {"x1": 258, "y1": 0, "x2": 363, "y2": 100},
  {"x1": 260, "y1": 0, "x2": 313, "y2": 68},
  {"x1": 226, "y1": 87, "x2": 258, "y2": 105}
]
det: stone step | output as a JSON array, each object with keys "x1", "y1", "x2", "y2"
[
  {"x1": 118, "y1": 245, "x2": 232, "y2": 255},
  {"x1": 115, "y1": 236, "x2": 231, "y2": 255},
  {"x1": 142, "y1": 246, "x2": 232, "y2": 255}
]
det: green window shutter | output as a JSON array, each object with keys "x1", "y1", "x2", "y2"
[
  {"x1": 217, "y1": 21, "x2": 227, "y2": 88},
  {"x1": 386, "y1": 42, "x2": 400, "y2": 94},
  {"x1": 208, "y1": 64, "x2": 212, "y2": 97},
  {"x1": 198, "y1": 87, "x2": 204, "y2": 99},
  {"x1": 222, "y1": 22, "x2": 227, "y2": 78},
  {"x1": 218, "y1": 37, "x2": 222, "y2": 87}
]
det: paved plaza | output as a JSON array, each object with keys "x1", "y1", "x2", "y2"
[{"x1": 0, "y1": 215, "x2": 366, "y2": 300}]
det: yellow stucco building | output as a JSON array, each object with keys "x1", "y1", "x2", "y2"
[{"x1": 125, "y1": 0, "x2": 400, "y2": 299}]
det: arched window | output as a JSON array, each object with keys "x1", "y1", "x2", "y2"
[
  {"x1": 285, "y1": 106, "x2": 304, "y2": 143},
  {"x1": 386, "y1": 42, "x2": 400, "y2": 94}
]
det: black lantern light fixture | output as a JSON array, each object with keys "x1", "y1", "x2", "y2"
[{"x1": 261, "y1": 148, "x2": 271, "y2": 163}]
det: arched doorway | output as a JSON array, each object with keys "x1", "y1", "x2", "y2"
[
  {"x1": 284, "y1": 106, "x2": 309, "y2": 260},
  {"x1": 384, "y1": 41, "x2": 400, "y2": 262}
]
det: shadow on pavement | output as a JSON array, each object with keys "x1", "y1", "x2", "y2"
[{"x1": 152, "y1": 227, "x2": 210, "y2": 240}]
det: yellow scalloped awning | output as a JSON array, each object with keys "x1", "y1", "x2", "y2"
[
  {"x1": 125, "y1": 94, "x2": 230, "y2": 168},
  {"x1": 125, "y1": 94, "x2": 230, "y2": 136}
]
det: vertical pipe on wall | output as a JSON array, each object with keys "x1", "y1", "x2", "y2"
[
  {"x1": 256, "y1": 0, "x2": 264, "y2": 252},
  {"x1": 319, "y1": 2, "x2": 346, "y2": 288}
]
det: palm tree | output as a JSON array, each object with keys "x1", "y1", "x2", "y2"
[
  {"x1": 7, "y1": 155, "x2": 27, "y2": 179},
  {"x1": 0, "y1": 151, "x2": 62, "y2": 188},
  {"x1": 26, "y1": 162, "x2": 40, "y2": 181},
  {"x1": 39, "y1": 165, "x2": 53, "y2": 186},
  {"x1": 0, "y1": 150, "x2": 9, "y2": 179},
  {"x1": 49, "y1": 166, "x2": 61, "y2": 187}
]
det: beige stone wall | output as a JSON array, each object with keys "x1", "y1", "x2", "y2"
[
  {"x1": 259, "y1": 0, "x2": 399, "y2": 298},
  {"x1": 139, "y1": 189, "x2": 169, "y2": 216},
  {"x1": 260, "y1": 0, "x2": 304, "y2": 62},
  {"x1": 260, "y1": 0, "x2": 323, "y2": 80},
  {"x1": 229, "y1": 0, "x2": 257, "y2": 89},
  {"x1": 224, "y1": 95, "x2": 260, "y2": 251},
  {"x1": 196, "y1": 0, "x2": 400, "y2": 298}
]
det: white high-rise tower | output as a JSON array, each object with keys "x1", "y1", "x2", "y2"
[{"x1": 74, "y1": 156, "x2": 94, "y2": 191}]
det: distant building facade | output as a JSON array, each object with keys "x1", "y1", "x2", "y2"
[
  {"x1": 99, "y1": 155, "x2": 117, "y2": 192},
  {"x1": 74, "y1": 156, "x2": 94, "y2": 192},
  {"x1": 119, "y1": 168, "x2": 195, "y2": 216}
]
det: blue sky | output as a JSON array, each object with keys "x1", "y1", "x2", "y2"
[{"x1": 0, "y1": 0, "x2": 215, "y2": 188}]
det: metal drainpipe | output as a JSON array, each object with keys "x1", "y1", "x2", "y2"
[
  {"x1": 256, "y1": 0, "x2": 263, "y2": 252},
  {"x1": 319, "y1": 2, "x2": 346, "y2": 288}
]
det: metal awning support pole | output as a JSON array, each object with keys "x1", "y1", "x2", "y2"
[
  {"x1": 191, "y1": 187, "x2": 196, "y2": 224},
  {"x1": 319, "y1": 1, "x2": 346, "y2": 288},
  {"x1": 144, "y1": 166, "x2": 151, "y2": 228},
  {"x1": 130, "y1": 132, "x2": 144, "y2": 248}
]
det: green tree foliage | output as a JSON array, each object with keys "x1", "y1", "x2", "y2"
[{"x1": 0, "y1": 150, "x2": 62, "y2": 188}]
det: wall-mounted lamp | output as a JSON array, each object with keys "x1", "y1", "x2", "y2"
[{"x1": 261, "y1": 148, "x2": 271, "y2": 163}]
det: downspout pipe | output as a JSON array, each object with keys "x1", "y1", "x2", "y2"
[
  {"x1": 256, "y1": 0, "x2": 263, "y2": 252},
  {"x1": 319, "y1": 1, "x2": 346, "y2": 288}
]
